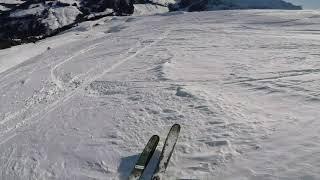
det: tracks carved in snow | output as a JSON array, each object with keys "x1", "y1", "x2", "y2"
[
  {"x1": 0, "y1": 30, "x2": 171, "y2": 145},
  {"x1": 50, "y1": 42, "x2": 104, "y2": 90}
]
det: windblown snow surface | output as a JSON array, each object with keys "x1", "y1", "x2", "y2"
[{"x1": 1, "y1": 10, "x2": 320, "y2": 180}]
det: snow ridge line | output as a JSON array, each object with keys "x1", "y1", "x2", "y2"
[
  {"x1": 50, "y1": 42, "x2": 104, "y2": 90},
  {"x1": 0, "y1": 30, "x2": 171, "y2": 145}
]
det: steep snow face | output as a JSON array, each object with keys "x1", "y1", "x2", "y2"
[{"x1": 1, "y1": 10, "x2": 320, "y2": 180}]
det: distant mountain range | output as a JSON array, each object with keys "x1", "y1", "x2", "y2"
[
  {"x1": 170, "y1": 0, "x2": 301, "y2": 11},
  {"x1": 0, "y1": 0, "x2": 301, "y2": 49}
]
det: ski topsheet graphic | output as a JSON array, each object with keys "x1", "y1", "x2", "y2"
[
  {"x1": 152, "y1": 124, "x2": 181, "y2": 180},
  {"x1": 129, "y1": 135, "x2": 160, "y2": 180}
]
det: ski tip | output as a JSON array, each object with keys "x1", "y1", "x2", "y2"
[
  {"x1": 171, "y1": 124, "x2": 181, "y2": 131},
  {"x1": 151, "y1": 135, "x2": 160, "y2": 141}
]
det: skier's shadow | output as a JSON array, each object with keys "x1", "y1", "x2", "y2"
[{"x1": 118, "y1": 150, "x2": 161, "y2": 180}]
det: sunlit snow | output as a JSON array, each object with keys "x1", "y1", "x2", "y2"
[{"x1": 1, "y1": 9, "x2": 320, "y2": 179}]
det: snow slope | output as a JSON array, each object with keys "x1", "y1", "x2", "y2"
[
  {"x1": 1, "y1": 9, "x2": 320, "y2": 179},
  {"x1": 0, "y1": 0, "x2": 301, "y2": 49}
]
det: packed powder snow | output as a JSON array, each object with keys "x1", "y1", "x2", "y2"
[{"x1": 1, "y1": 9, "x2": 320, "y2": 180}]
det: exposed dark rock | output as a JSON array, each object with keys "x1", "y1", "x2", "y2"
[{"x1": 0, "y1": 0, "x2": 134, "y2": 49}]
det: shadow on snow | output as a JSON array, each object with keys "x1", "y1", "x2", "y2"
[{"x1": 118, "y1": 150, "x2": 161, "y2": 180}]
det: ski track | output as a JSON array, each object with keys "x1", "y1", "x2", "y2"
[
  {"x1": 0, "y1": 16, "x2": 125, "y2": 89},
  {"x1": 0, "y1": 19, "x2": 148, "y2": 136},
  {"x1": 0, "y1": 29, "x2": 171, "y2": 146},
  {"x1": 0, "y1": 42, "x2": 104, "y2": 129},
  {"x1": 50, "y1": 42, "x2": 104, "y2": 90}
]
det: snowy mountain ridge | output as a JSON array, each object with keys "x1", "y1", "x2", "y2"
[{"x1": 0, "y1": 0, "x2": 301, "y2": 49}]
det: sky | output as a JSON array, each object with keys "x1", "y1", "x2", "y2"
[{"x1": 285, "y1": 0, "x2": 320, "y2": 9}]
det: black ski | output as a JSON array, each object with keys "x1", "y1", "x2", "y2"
[
  {"x1": 152, "y1": 124, "x2": 181, "y2": 180},
  {"x1": 129, "y1": 135, "x2": 160, "y2": 180}
]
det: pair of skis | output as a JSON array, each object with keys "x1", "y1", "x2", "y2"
[{"x1": 128, "y1": 124, "x2": 181, "y2": 180}]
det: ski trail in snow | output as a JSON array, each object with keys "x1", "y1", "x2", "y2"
[
  {"x1": 67, "y1": 42, "x2": 141, "y2": 87},
  {"x1": 3, "y1": 147, "x2": 14, "y2": 171},
  {"x1": 0, "y1": 34, "x2": 123, "y2": 135},
  {"x1": 50, "y1": 42, "x2": 104, "y2": 90},
  {"x1": 0, "y1": 30, "x2": 171, "y2": 146},
  {"x1": 1, "y1": 10, "x2": 320, "y2": 179},
  {"x1": 0, "y1": 111, "x2": 22, "y2": 125}
]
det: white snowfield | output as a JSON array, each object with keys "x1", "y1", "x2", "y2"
[
  {"x1": 133, "y1": 4, "x2": 170, "y2": 16},
  {"x1": 1, "y1": 9, "x2": 320, "y2": 180}
]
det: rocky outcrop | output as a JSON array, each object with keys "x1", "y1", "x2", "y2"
[{"x1": 0, "y1": 0, "x2": 134, "y2": 49}]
